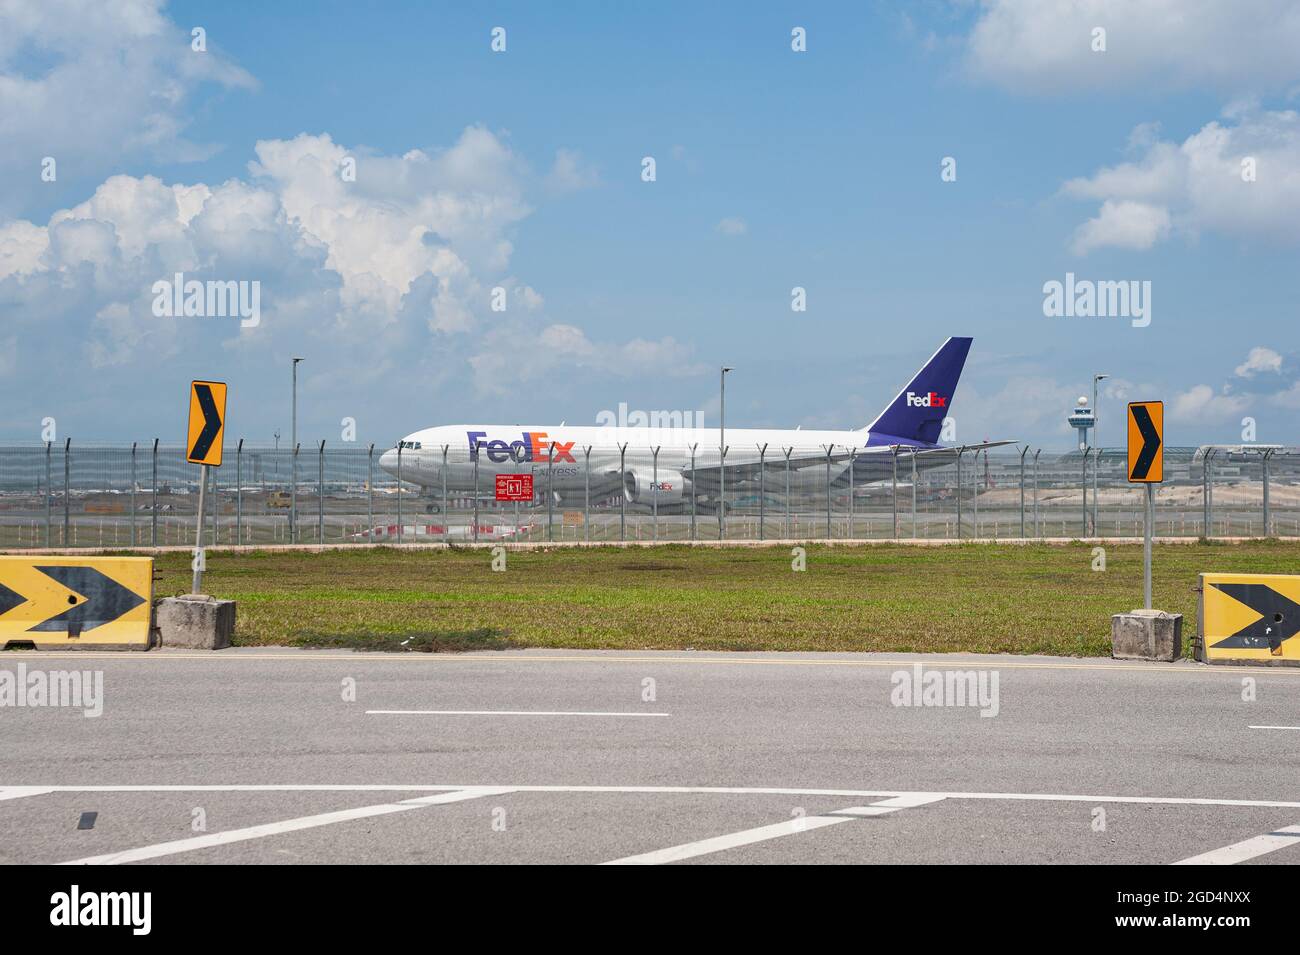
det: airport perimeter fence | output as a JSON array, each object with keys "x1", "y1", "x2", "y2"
[{"x1": 1, "y1": 442, "x2": 1299, "y2": 549}]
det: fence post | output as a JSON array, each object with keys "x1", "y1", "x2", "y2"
[
  {"x1": 63, "y1": 438, "x2": 71, "y2": 546},
  {"x1": 151, "y1": 438, "x2": 159, "y2": 546},
  {"x1": 471, "y1": 441, "x2": 480, "y2": 544},
  {"x1": 1092, "y1": 446, "x2": 1100, "y2": 535},
  {"x1": 1031, "y1": 449, "x2": 1040, "y2": 538},
  {"x1": 548, "y1": 442, "x2": 556, "y2": 542},
  {"x1": 44, "y1": 441, "x2": 52, "y2": 547},
  {"x1": 757, "y1": 444, "x2": 767, "y2": 541},
  {"x1": 367, "y1": 444, "x2": 375, "y2": 543},
  {"x1": 1015, "y1": 447, "x2": 1024, "y2": 539},
  {"x1": 318, "y1": 440, "x2": 325, "y2": 543},
  {"x1": 397, "y1": 445, "x2": 405, "y2": 545},
  {"x1": 651, "y1": 446, "x2": 661, "y2": 542},
  {"x1": 1263, "y1": 448, "x2": 1274, "y2": 538},
  {"x1": 848, "y1": 446, "x2": 857, "y2": 539},
  {"x1": 1081, "y1": 446, "x2": 1089, "y2": 538},
  {"x1": 891, "y1": 446, "x2": 899, "y2": 540},
  {"x1": 689, "y1": 444, "x2": 697, "y2": 541},
  {"x1": 236, "y1": 439, "x2": 244, "y2": 545},
  {"x1": 957, "y1": 447, "x2": 968, "y2": 540},
  {"x1": 910, "y1": 449, "x2": 918, "y2": 539},
  {"x1": 130, "y1": 442, "x2": 138, "y2": 547},
  {"x1": 1203, "y1": 449, "x2": 1214, "y2": 539},
  {"x1": 972, "y1": 448, "x2": 981, "y2": 539},
  {"x1": 618, "y1": 443, "x2": 628, "y2": 542},
  {"x1": 440, "y1": 445, "x2": 449, "y2": 542},
  {"x1": 784, "y1": 447, "x2": 793, "y2": 539},
  {"x1": 584, "y1": 446, "x2": 592, "y2": 543},
  {"x1": 291, "y1": 437, "x2": 298, "y2": 544},
  {"x1": 822, "y1": 445, "x2": 833, "y2": 539}
]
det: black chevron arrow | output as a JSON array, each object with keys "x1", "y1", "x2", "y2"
[
  {"x1": 0, "y1": 580, "x2": 25, "y2": 617},
  {"x1": 1209, "y1": 583, "x2": 1300, "y2": 653},
  {"x1": 1129, "y1": 404, "x2": 1161, "y2": 480},
  {"x1": 28, "y1": 566, "x2": 146, "y2": 633},
  {"x1": 189, "y1": 383, "x2": 222, "y2": 461}
]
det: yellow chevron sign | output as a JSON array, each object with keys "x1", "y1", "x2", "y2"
[
  {"x1": 1200, "y1": 572, "x2": 1300, "y2": 665},
  {"x1": 0, "y1": 556, "x2": 153, "y2": 649}
]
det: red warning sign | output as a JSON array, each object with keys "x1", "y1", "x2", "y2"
[{"x1": 495, "y1": 473, "x2": 534, "y2": 502}]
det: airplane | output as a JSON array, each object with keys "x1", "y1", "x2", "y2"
[{"x1": 377, "y1": 336, "x2": 1014, "y2": 512}]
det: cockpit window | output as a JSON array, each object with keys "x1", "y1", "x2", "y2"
[{"x1": 398, "y1": 440, "x2": 422, "y2": 450}]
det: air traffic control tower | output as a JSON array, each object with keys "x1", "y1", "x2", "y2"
[{"x1": 1067, "y1": 396, "x2": 1094, "y2": 451}]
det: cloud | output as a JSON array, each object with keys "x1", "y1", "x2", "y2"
[
  {"x1": 545, "y1": 148, "x2": 599, "y2": 193},
  {"x1": 0, "y1": 127, "x2": 703, "y2": 437},
  {"x1": 1170, "y1": 384, "x2": 1251, "y2": 424},
  {"x1": 964, "y1": 0, "x2": 1300, "y2": 95},
  {"x1": 0, "y1": 0, "x2": 256, "y2": 215},
  {"x1": 1235, "y1": 346, "x2": 1283, "y2": 378},
  {"x1": 1069, "y1": 199, "x2": 1170, "y2": 254},
  {"x1": 1061, "y1": 108, "x2": 1300, "y2": 252},
  {"x1": 714, "y1": 217, "x2": 747, "y2": 237}
]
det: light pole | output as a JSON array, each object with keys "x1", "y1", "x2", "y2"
[
  {"x1": 719, "y1": 365, "x2": 732, "y2": 539},
  {"x1": 291, "y1": 357, "x2": 303, "y2": 543}
]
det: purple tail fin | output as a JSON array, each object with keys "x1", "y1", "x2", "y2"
[{"x1": 865, "y1": 337, "x2": 972, "y2": 446}]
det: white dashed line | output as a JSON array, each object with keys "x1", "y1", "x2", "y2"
[
  {"x1": 364, "y1": 710, "x2": 670, "y2": 717},
  {"x1": 1248, "y1": 725, "x2": 1300, "y2": 731}
]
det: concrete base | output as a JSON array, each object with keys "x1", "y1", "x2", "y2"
[
  {"x1": 156, "y1": 595, "x2": 236, "y2": 650},
  {"x1": 1111, "y1": 609, "x2": 1183, "y2": 662}
]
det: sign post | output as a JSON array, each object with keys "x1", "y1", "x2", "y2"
[
  {"x1": 187, "y1": 381, "x2": 227, "y2": 594},
  {"x1": 1126, "y1": 401, "x2": 1163, "y2": 609}
]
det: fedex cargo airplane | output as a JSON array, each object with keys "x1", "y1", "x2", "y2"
[{"x1": 378, "y1": 337, "x2": 1012, "y2": 511}]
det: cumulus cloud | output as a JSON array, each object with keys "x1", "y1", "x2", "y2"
[
  {"x1": 0, "y1": 0, "x2": 256, "y2": 215},
  {"x1": 0, "y1": 126, "x2": 701, "y2": 436},
  {"x1": 715, "y1": 217, "x2": 747, "y2": 237},
  {"x1": 1170, "y1": 384, "x2": 1251, "y2": 424},
  {"x1": 1069, "y1": 199, "x2": 1170, "y2": 255},
  {"x1": 964, "y1": 0, "x2": 1300, "y2": 95},
  {"x1": 1061, "y1": 108, "x2": 1300, "y2": 252},
  {"x1": 1235, "y1": 346, "x2": 1283, "y2": 378}
]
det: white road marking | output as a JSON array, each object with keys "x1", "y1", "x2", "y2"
[
  {"x1": 1248, "y1": 725, "x2": 1300, "y2": 730},
  {"x1": 1172, "y1": 825, "x2": 1300, "y2": 865},
  {"x1": 0, "y1": 786, "x2": 53, "y2": 802},
  {"x1": 602, "y1": 793, "x2": 946, "y2": 865},
  {"x1": 58, "y1": 787, "x2": 513, "y2": 866},
  {"x1": 365, "y1": 710, "x2": 670, "y2": 717},
  {"x1": 7, "y1": 784, "x2": 1300, "y2": 809}
]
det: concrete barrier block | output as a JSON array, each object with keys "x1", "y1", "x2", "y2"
[
  {"x1": 1111, "y1": 609, "x2": 1183, "y2": 662},
  {"x1": 156, "y1": 595, "x2": 235, "y2": 650}
]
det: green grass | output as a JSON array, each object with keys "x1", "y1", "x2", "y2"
[{"x1": 137, "y1": 541, "x2": 1300, "y2": 656}]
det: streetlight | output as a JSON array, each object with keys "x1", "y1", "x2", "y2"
[
  {"x1": 719, "y1": 366, "x2": 733, "y2": 539},
  {"x1": 291, "y1": 357, "x2": 304, "y2": 542}
]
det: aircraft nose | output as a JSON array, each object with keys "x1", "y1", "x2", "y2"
[{"x1": 378, "y1": 448, "x2": 400, "y2": 475}]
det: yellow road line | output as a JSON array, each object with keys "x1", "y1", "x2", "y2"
[{"x1": 2, "y1": 651, "x2": 1297, "y2": 675}]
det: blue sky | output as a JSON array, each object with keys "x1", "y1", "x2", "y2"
[{"x1": 3, "y1": 1, "x2": 1300, "y2": 448}]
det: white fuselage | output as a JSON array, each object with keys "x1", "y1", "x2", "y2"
[{"x1": 377, "y1": 423, "x2": 895, "y2": 506}]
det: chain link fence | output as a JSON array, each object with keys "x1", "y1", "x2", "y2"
[{"x1": 1, "y1": 442, "x2": 1298, "y2": 548}]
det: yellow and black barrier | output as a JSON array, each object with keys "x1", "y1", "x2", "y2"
[
  {"x1": 0, "y1": 556, "x2": 153, "y2": 650},
  {"x1": 1199, "y1": 572, "x2": 1300, "y2": 666}
]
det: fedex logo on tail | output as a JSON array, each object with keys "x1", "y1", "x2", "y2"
[
  {"x1": 468, "y1": 431, "x2": 576, "y2": 463},
  {"x1": 905, "y1": 391, "x2": 948, "y2": 408}
]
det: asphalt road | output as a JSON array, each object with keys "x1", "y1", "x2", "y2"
[{"x1": 1, "y1": 648, "x2": 1298, "y2": 864}]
